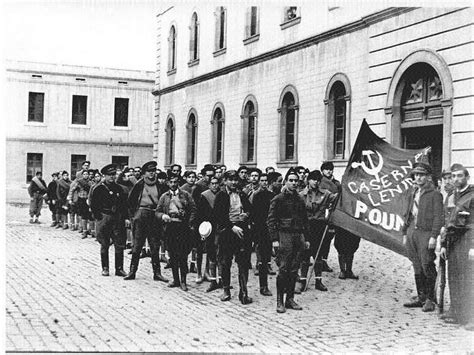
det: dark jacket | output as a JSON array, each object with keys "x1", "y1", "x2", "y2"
[
  {"x1": 319, "y1": 176, "x2": 341, "y2": 194},
  {"x1": 28, "y1": 177, "x2": 47, "y2": 197},
  {"x1": 402, "y1": 182, "x2": 444, "y2": 239},
  {"x1": 443, "y1": 185, "x2": 474, "y2": 247},
  {"x1": 214, "y1": 188, "x2": 251, "y2": 233},
  {"x1": 47, "y1": 180, "x2": 58, "y2": 202},
  {"x1": 267, "y1": 189, "x2": 309, "y2": 242},
  {"x1": 251, "y1": 188, "x2": 275, "y2": 231},
  {"x1": 56, "y1": 178, "x2": 71, "y2": 206},
  {"x1": 155, "y1": 188, "x2": 197, "y2": 228},
  {"x1": 299, "y1": 187, "x2": 337, "y2": 221},
  {"x1": 89, "y1": 181, "x2": 123, "y2": 220},
  {"x1": 128, "y1": 178, "x2": 167, "y2": 218}
]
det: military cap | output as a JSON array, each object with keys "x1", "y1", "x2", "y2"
[
  {"x1": 307, "y1": 170, "x2": 323, "y2": 182},
  {"x1": 141, "y1": 161, "x2": 157, "y2": 172},
  {"x1": 441, "y1": 169, "x2": 452, "y2": 177},
  {"x1": 450, "y1": 163, "x2": 465, "y2": 172},
  {"x1": 223, "y1": 170, "x2": 238, "y2": 180},
  {"x1": 100, "y1": 164, "x2": 117, "y2": 176},
  {"x1": 320, "y1": 161, "x2": 334, "y2": 171},
  {"x1": 411, "y1": 162, "x2": 432, "y2": 176}
]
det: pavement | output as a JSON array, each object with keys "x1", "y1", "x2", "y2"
[{"x1": 5, "y1": 205, "x2": 474, "y2": 353}]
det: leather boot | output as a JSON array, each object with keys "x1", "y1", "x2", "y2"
[
  {"x1": 258, "y1": 263, "x2": 271, "y2": 293},
  {"x1": 124, "y1": 253, "x2": 140, "y2": 280},
  {"x1": 220, "y1": 287, "x2": 231, "y2": 301},
  {"x1": 206, "y1": 262, "x2": 220, "y2": 292},
  {"x1": 295, "y1": 260, "x2": 309, "y2": 294},
  {"x1": 115, "y1": 250, "x2": 127, "y2": 276},
  {"x1": 152, "y1": 262, "x2": 169, "y2": 282},
  {"x1": 338, "y1": 254, "x2": 346, "y2": 279},
  {"x1": 238, "y1": 267, "x2": 252, "y2": 305},
  {"x1": 101, "y1": 247, "x2": 109, "y2": 276},
  {"x1": 422, "y1": 276, "x2": 436, "y2": 312},
  {"x1": 168, "y1": 262, "x2": 180, "y2": 287},
  {"x1": 203, "y1": 258, "x2": 211, "y2": 282},
  {"x1": 285, "y1": 275, "x2": 302, "y2": 310},
  {"x1": 404, "y1": 274, "x2": 426, "y2": 307},
  {"x1": 314, "y1": 261, "x2": 328, "y2": 291},
  {"x1": 276, "y1": 275, "x2": 286, "y2": 313},
  {"x1": 345, "y1": 254, "x2": 359, "y2": 279},
  {"x1": 102, "y1": 267, "x2": 110, "y2": 276},
  {"x1": 180, "y1": 268, "x2": 188, "y2": 291}
]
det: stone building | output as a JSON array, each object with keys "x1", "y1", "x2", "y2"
[
  {"x1": 153, "y1": 4, "x2": 473, "y2": 178},
  {"x1": 6, "y1": 60, "x2": 154, "y2": 202}
]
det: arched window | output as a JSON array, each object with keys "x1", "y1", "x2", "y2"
[
  {"x1": 278, "y1": 86, "x2": 299, "y2": 163},
  {"x1": 165, "y1": 116, "x2": 175, "y2": 166},
  {"x1": 241, "y1": 96, "x2": 258, "y2": 164},
  {"x1": 168, "y1": 25, "x2": 177, "y2": 72},
  {"x1": 186, "y1": 110, "x2": 198, "y2": 166},
  {"x1": 211, "y1": 104, "x2": 225, "y2": 164},
  {"x1": 324, "y1": 74, "x2": 351, "y2": 160},
  {"x1": 189, "y1": 13, "x2": 199, "y2": 62}
]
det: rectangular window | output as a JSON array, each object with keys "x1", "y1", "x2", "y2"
[
  {"x1": 284, "y1": 7, "x2": 299, "y2": 22},
  {"x1": 26, "y1": 153, "x2": 43, "y2": 183},
  {"x1": 215, "y1": 7, "x2": 227, "y2": 51},
  {"x1": 72, "y1": 95, "x2": 87, "y2": 125},
  {"x1": 247, "y1": 116, "x2": 256, "y2": 162},
  {"x1": 114, "y1": 98, "x2": 129, "y2": 127},
  {"x1": 334, "y1": 101, "x2": 345, "y2": 158},
  {"x1": 250, "y1": 7, "x2": 258, "y2": 37},
  {"x1": 71, "y1": 154, "x2": 87, "y2": 180},
  {"x1": 112, "y1": 156, "x2": 129, "y2": 170},
  {"x1": 28, "y1": 92, "x2": 44, "y2": 122},
  {"x1": 285, "y1": 110, "x2": 295, "y2": 160}
]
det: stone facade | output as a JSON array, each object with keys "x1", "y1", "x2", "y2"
[
  {"x1": 6, "y1": 60, "x2": 155, "y2": 202},
  {"x1": 154, "y1": 5, "x2": 473, "y2": 176}
]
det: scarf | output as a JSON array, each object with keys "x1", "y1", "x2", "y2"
[
  {"x1": 76, "y1": 177, "x2": 91, "y2": 192},
  {"x1": 57, "y1": 178, "x2": 71, "y2": 190},
  {"x1": 32, "y1": 176, "x2": 47, "y2": 191}
]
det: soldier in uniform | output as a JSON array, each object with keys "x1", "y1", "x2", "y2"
[
  {"x1": 402, "y1": 162, "x2": 443, "y2": 312},
  {"x1": 89, "y1": 164, "x2": 127, "y2": 277},
  {"x1": 440, "y1": 164, "x2": 474, "y2": 329},
  {"x1": 297, "y1": 170, "x2": 337, "y2": 293},
  {"x1": 267, "y1": 169, "x2": 310, "y2": 313},
  {"x1": 28, "y1": 171, "x2": 47, "y2": 224},
  {"x1": 46, "y1": 172, "x2": 59, "y2": 227},
  {"x1": 215, "y1": 170, "x2": 253, "y2": 304},
  {"x1": 156, "y1": 174, "x2": 197, "y2": 291},
  {"x1": 125, "y1": 161, "x2": 168, "y2": 282}
]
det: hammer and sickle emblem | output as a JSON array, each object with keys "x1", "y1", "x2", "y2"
[{"x1": 351, "y1": 150, "x2": 384, "y2": 182}]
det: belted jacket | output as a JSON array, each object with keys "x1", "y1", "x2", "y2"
[
  {"x1": 267, "y1": 188, "x2": 309, "y2": 242},
  {"x1": 128, "y1": 178, "x2": 167, "y2": 218},
  {"x1": 155, "y1": 188, "x2": 197, "y2": 228}
]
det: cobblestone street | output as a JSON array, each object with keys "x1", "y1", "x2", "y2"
[{"x1": 5, "y1": 205, "x2": 473, "y2": 353}]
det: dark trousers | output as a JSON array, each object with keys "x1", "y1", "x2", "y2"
[
  {"x1": 299, "y1": 220, "x2": 326, "y2": 280},
  {"x1": 205, "y1": 232, "x2": 217, "y2": 263},
  {"x1": 217, "y1": 225, "x2": 252, "y2": 289},
  {"x1": 165, "y1": 221, "x2": 192, "y2": 281},
  {"x1": 130, "y1": 209, "x2": 162, "y2": 268},
  {"x1": 29, "y1": 193, "x2": 43, "y2": 217},
  {"x1": 448, "y1": 234, "x2": 474, "y2": 324},
  {"x1": 406, "y1": 226, "x2": 437, "y2": 301},
  {"x1": 96, "y1": 213, "x2": 126, "y2": 270},
  {"x1": 276, "y1": 231, "x2": 305, "y2": 283}
]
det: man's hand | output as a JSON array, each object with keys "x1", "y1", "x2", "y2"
[
  {"x1": 440, "y1": 247, "x2": 447, "y2": 260},
  {"x1": 304, "y1": 241, "x2": 310, "y2": 250},
  {"x1": 125, "y1": 219, "x2": 131, "y2": 228},
  {"x1": 162, "y1": 214, "x2": 171, "y2": 223},
  {"x1": 232, "y1": 225, "x2": 244, "y2": 239},
  {"x1": 428, "y1": 237, "x2": 436, "y2": 250},
  {"x1": 402, "y1": 235, "x2": 407, "y2": 246},
  {"x1": 272, "y1": 241, "x2": 279, "y2": 248}
]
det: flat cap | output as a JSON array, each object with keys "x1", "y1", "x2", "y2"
[
  {"x1": 141, "y1": 161, "x2": 157, "y2": 172},
  {"x1": 450, "y1": 163, "x2": 466, "y2": 172},
  {"x1": 100, "y1": 164, "x2": 117, "y2": 176},
  {"x1": 411, "y1": 162, "x2": 432, "y2": 176}
]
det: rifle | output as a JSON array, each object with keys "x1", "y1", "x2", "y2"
[{"x1": 438, "y1": 254, "x2": 446, "y2": 314}]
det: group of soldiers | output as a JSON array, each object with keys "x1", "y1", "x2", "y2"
[{"x1": 27, "y1": 158, "x2": 473, "y2": 323}]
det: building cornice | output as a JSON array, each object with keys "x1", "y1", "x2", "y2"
[
  {"x1": 6, "y1": 137, "x2": 153, "y2": 148},
  {"x1": 153, "y1": 7, "x2": 416, "y2": 96}
]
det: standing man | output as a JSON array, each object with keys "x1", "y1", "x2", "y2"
[
  {"x1": 402, "y1": 162, "x2": 443, "y2": 312},
  {"x1": 75, "y1": 160, "x2": 91, "y2": 180},
  {"x1": 89, "y1": 164, "x2": 127, "y2": 277},
  {"x1": 169, "y1": 164, "x2": 185, "y2": 186},
  {"x1": 319, "y1": 161, "x2": 341, "y2": 272},
  {"x1": 56, "y1": 171, "x2": 71, "y2": 229},
  {"x1": 46, "y1": 172, "x2": 59, "y2": 227},
  {"x1": 28, "y1": 171, "x2": 48, "y2": 224},
  {"x1": 297, "y1": 170, "x2": 338, "y2": 293},
  {"x1": 156, "y1": 174, "x2": 196, "y2": 291},
  {"x1": 197, "y1": 176, "x2": 221, "y2": 292},
  {"x1": 237, "y1": 166, "x2": 249, "y2": 191},
  {"x1": 251, "y1": 173, "x2": 275, "y2": 296},
  {"x1": 125, "y1": 161, "x2": 168, "y2": 282},
  {"x1": 215, "y1": 170, "x2": 253, "y2": 304},
  {"x1": 295, "y1": 166, "x2": 307, "y2": 193},
  {"x1": 243, "y1": 168, "x2": 261, "y2": 202},
  {"x1": 267, "y1": 169, "x2": 310, "y2": 313},
  {"x1": 440, "y1": 164, "x2": 474, "y2": 329}
]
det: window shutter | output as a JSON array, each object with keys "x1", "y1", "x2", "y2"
[
  {"x1": 245, "y1": 7, "x2": 250, "y2": 38},
  {"x1": 214, "y1": 8, "x2": 220, "y2": 50}
]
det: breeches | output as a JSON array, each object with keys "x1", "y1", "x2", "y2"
[
  {"x1": 96, "y1": 214, "x2": 126, "y2": 252},
  {"x1": 406, "y1": 226, "x2": 437, "y2": 280},
  {"x1": 276, "y1": 231, "x2": 305, "y2": 277}
]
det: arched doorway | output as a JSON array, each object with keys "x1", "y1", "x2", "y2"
[{"x1": 385, "y1": 50, "x2": 453, "y2": 179}]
